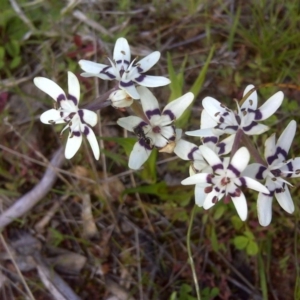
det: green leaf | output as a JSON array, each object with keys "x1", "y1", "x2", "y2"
[
  {"x1": 244, "y1": 230, "x2": 255, "y2": 239},
  {"x1": 5, "y1": 40, "x2": 20, "y2": 57},
  {"x1": 231, "y1": 215, "x2": 244, "y2": 230},
  {"x1": 211, "y1": 227, "x2": 219, "y2": 252},
  {"x1": 247, "y1": 240, "x2": 259, "y2": 256},
  {"x1": 190, "y1": 45, "x2": 215, "y2": 98},
  {"x1": 176, "y1": 45, "x2": 215, "y2": 129},
  {"x1": 213, "y1": 204, "x2": 226, "y2": 220},
  {"x1": 233, "y1": 236, "x2": 249, "y2": 250},
  {"x1": 9, "y1": 56, "x2": 22, "y2": 69},
  {"x1": 141, "y1": 148, "x2": 157, "y2": 182},
  {"x1": 167, "y1": 52, "x2": 186, "y2": 100},
  {"x1": 122, "y1": 182, "x2": 168, "y2": 197}
]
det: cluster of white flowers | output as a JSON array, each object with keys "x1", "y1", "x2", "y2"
[{"x1": 34, "y1": 37, "x2": 299, "y2": 226}]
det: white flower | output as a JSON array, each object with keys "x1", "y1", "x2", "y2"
[
  {"x1": 186, "y1": 85, "x2": 284, "y2": 137},
  {"x1": 34, "y1": 71, "x2": 100, "y2": 160},
  {"x1": 181, "y1": 146, "x2": 269, "y2": 221},
  {"x1": 108, "y1": 89, "x2": 134, "y2": 108},
  {"x1": 79, "y1": 37, "x2": 171, "y2": 100},
  {"x1": 243, "y1": 120, "x2": 300, "y2": 226},
  {"x1": 117, "y1": 87, "x2": 194, "y2": 169}
]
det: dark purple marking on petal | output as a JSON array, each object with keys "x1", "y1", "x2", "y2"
[
  {"x1": 256, "y1": 165, "x2": 267, "y2": 179},
  {"x1": 215, "y1": 186, "x2": 220, "y2": 192},
  {"x1": 252, "y1": 109, "x2": 263, "y2": 120},
  {"x1": 228, "y1": 188, "x2": 241, "y2": 197},
  {"x1": 101, "y1": 66, "x2": 116, "y2": 79},
  {"x1": 225, "y1": 125, "x2": 238, "y2": 131},
  {"x1": 188, "y1": 147, "x2": 199, "y2": 160},
  {"x1": 120, "y1": 80, "x2": 135, "y2": 87},
  {"x1": 134, "y1": 74, "x2": 146, "y2": 83},
  {"x1": 73, "y1": 131, "x2": 81, "y2": 137},
  {"x1": 203, "y1": 136, "x2": 218, "y2": 144},
  {"x1": 115, "y1": 59, "x2": 130, "y2": 66},
  {"x1": 223, "y1": 112, "x2": 229, "y2": 117},
  {"x1": 217, "y1": 142, "x2": 225, "y2": 155},
  {"x1": 267, "y1": 146, "x2": 288, "y2": 165},
  {"x1": 78, "y1": 109, "x2": 86, "y2": 124},
  {"x1": 169, "y1": 135, "x2": 176, "y2": 141},
  {"x1": 163, "y1": 109, "x2": 175, "y2": 121},
  {"x1": 242, "y1": 121, "x2": 258, "y2": 132},
  {"x1": 271, "y1": 169, "x2": 281, "y2": 177},
  {"x1": 285, "y1": 161, "x2": 293, "y2": 178},
  {"x1": 263, "y1": 189, "x2": 274, "y2": 196},
  {"x1": 60, "y1": 111, "x2": 64, "y2": 117},
  {"x1": 212, "y1": 163, "x2": 224, "y2": 172},
  {"x1": 57, "y1": 94, "x2": 66, "y2": 104},
  {"x1": 235, "y1": 114, "x2": 241, "y2": 125},
  {"x1": 146, "y1": 108, "x2": 161, "y2": 120},
  {"x1": 83, "y1": 126, "x2": 90, "y2": 136},
  {"x1": 227, "y1": 164, "x2": 240, "y2": 177},
  {"x1": 138, "y1": 138, "x2": 153, "y2": 150},
  {"x1": 239, "y1": 177, "x2": 246, "y2": 186},
  {"x1": 136, "y1": 66, "x2": 143, "y2": 73},
  {"x1": 219, "y1": 117, "x2": 224, "y2": 123},
  {"x1": 206, "y1": 174, "x2": 214, "y2": 184},
  {"x1": 67, "y1": 94, "x2": 78, "y2": 106}
]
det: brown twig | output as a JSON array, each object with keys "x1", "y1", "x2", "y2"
[{"x1": 0, "y1": 147, "x2": 65, "y2": 229}]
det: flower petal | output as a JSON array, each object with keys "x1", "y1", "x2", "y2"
[
  {"x1": 40, "y1": 109, "x2": 65, "y2": 124},
  {"x1": 136, "y1": 51, "x2": 160, "y2": 71},
  {"x1": 201, "y1": 109, "x2": 218, "y2": 129},
  {"x1": 117, "y1": 116, "x2": 144, "y2": 132},
  {"x1": 243, "y1": 122, "x2": 269, "y2": 135},
  {"x1": 276, "y1": 120, "x2": 296, "y2": 159},
  {"x1": 264, "y1": 133, "x2": 276, "y2": 161},
  {"x1": 237, "y1": 176, "x2": 270, "y2": 194},
  {"x1": 128, "y1": 142, "x2": 152, "y2": 170},
  {"x1": 256, "y1": 91, "x2": 284, "y2": 121},
  {"x1": 67, "y1": 71, "x2": 80, "y2": 105},
  {"x1": 199, "y1": 145, "x2": 223, "y2": 172},
  {"x1": 241, "y1": 84, "x2": 257, "y2": 110},
  {"x1": 174, "y1": 139, "x2": 200, "y2": 160},
  {"x1": 242, "y1": 163, "x2": 266, "y2": 180},
  {"x1": 257, "y1": 193, "x2": 273, "y2": 226},
  {"x1": 113, "y1": 37, "x2": 131, "y2": 63},
  {"x1": 163, "y1": 92, "x2": 194, "y2": 120},
  {"x1": 227, "y1": 147, "x2": 250, "y2": 177},
  {"x1": 181, "y1": 173, "x2": 210, "y2": 185},
  {"x1": 231, "y1": 191, "x2": 248, "y2": 221},
  {"x1": 34, "y1": 77, "x2": 66, "y2": 102},
  {"x1": 275, "y1": 188, "x2": 294, "y2": 214},
  {"x1": 84, "y1": 126, "x2": 100, "y2": 160},
  {"x1": 202, "y1": 97, "x2": 228, "y2": 122},
  {"x1": 135, "y1": 75, "x2": 171, "y2": 87},
  {"x1": 195, "y1": 184, "x2": 209, "y2": 207},
  {"x1": 185, "y1": 128, "x2": 217, "y2": 137},
  {"x1": 137, "y1": 86, "x2": 160, "y2": 115},
  {"x1": 80, "y1": 109, "x2": 98, "y2": 127},
  {"x1": 121, "y1": 84, "x2": 140, "y2": 100},
  {"x1": 65, "y1": 132, "x2": 82, "y2": 159}
]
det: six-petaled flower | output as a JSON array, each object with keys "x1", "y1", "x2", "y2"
[
  {"x1": 181, "y1": 146, "x2": 270, "y2": 221},
  {"x1": 243, "y1": 120, "x2": 300, "y2": 226},
  {"x1": 186, "y1": 85, "x2": 284, "y2": 138},
  {"x1": 117, "y1": 86, "x2": 194, "y2": 169},
  {"x1": 79, "y1": 37, "x2": 170, "y2": 100},
  {"x1": 34, "y1": 71, "x2": 100, "y2": 159}
]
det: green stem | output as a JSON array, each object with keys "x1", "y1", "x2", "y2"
[{"x1": 187, "y1": 205, "x2": 201, "y2": 300}]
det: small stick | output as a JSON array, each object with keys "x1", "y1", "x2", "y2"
[{"x1": 0, "y1": 147, "x2": 65, "y2": 229}]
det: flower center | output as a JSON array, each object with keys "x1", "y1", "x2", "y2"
[{"x1": 152, "y1": 125, "x2": 161, "y2": 134}]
